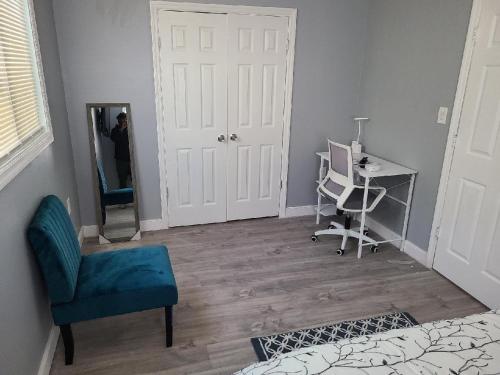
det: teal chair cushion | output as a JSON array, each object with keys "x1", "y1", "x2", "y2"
[
  {"x1": 103, "y1": 187, "x2": 134, "y2": 206},
  {"x1": 27, "y1": 195, "x2": 81, "y2": 304},
  {"x1": 51, "y1": 246, "x2": 178, "y2": 325},
  {"x1": 97, "y1": 160, "x2": 134, "y2": 205}
]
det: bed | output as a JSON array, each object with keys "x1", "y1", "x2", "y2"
[{"x1": 236, "y1": 310, "x2": 500, "y2": 374}]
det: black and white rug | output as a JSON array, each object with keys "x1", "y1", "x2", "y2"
[{"x1": 250, "y1": 311, "x2": 419, "y2": 362}]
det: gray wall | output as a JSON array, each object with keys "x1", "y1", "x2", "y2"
[
  {"x1": 52, "y1": 0, "x2": 370, "y2": 225},
  {"x1": 358, "y1": 0, "x2": 473, "y2": 250},
  {"x1": 51, "y1": 0, "x2": 473, "y2": 249},
  {"x1": 0, "y1": 0, "x2": 80, "y2": 373}
]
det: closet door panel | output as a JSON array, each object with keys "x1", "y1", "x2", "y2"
[
  {"x1": 226, "y1": 14, "x2": 289, "y2": 220},
  {"x1": 159, "y1": 11, "x2": 228, "y2": 226}
]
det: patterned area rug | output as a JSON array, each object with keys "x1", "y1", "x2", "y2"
[{"x1": 251, "y1": 311, "x2": 418, "y2": 362}]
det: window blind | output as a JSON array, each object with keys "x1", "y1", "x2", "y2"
[{"x1": 0, "y1": 0, "x2": 44, "y2": 159}]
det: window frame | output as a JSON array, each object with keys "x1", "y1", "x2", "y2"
[{"x1": 0, "y1": 0, "x2": 54, "y2": 191}]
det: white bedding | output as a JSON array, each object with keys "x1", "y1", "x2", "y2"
[{"x1": 236, "y1": 310, "x2": 500, "y2": 374}]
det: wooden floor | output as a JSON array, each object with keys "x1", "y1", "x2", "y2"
[{"x1": 50, "y1": 216, "x2": 486, "y2": 375}]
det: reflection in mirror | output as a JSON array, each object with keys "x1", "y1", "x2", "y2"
[{"x1": 87, "y1": 104, "x2": 140, "y2": 243}]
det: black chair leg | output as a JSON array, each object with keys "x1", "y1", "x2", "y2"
[
  {"x1": 165, "y1": 306, "x2": 173, "y2": 347},
  {"x1": 60, "y1": 324, "x2": 74, "y2": 365}
]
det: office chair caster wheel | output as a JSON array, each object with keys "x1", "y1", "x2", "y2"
[
  {"x1": 328, "y1": 224, "x2": 335, "y2": 229},
  {"x1": 311, "y1": 235, "x2": 318, "y2": 242},
  {"x1": 371, "y1": 245, "x2": 379, "y2": 253},
  {"x1": 363, "y1": 230, "x2": 369, "y2": 236},
  {"x1": 336, "y1": 249, "x2": 345, "y2": 256}
]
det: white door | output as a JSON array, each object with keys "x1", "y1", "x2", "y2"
[
  {"x1": 226, "y1": 14, "x2": 288, "y2": 220},
  {"x1": 159, "y1": 11, "x2": 228, "y2": 226},
  {"x1": 434, "y1": 0, "x2": 500, "y2": 309},
  {"x1": 158, "y1": 11, "x2": 289, "y2": 226}
]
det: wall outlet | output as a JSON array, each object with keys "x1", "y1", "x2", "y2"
[
  {"x1": 437, "y1": 107, "x2": 449, "y2": 125},
  {"x1": 66, "y1": 197, "x2": 71, "y2": 215}
]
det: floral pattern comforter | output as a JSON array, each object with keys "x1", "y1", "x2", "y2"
[{"x1": 236, "y1": 310, "x2": 500, "y2": 374}]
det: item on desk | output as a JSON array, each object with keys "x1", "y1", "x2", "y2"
[
  {"x1": 351, "y1": 141, "x2": 362, "y2": 161},
  {"x1": 358, "y1": 156, "x2": 369, "y2": 168},
  {"x1": 352, "y1": 117, "x2": 369, "y2": 162},
  {"x1": 365, "y1": 162, "x2": 381, "y2": 172}
]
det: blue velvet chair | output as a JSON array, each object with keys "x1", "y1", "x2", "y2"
[
  {"x1": 97, "y1": 161, "x2": 134, "y2": 206},
  {"x1": 27, "y1": 195, "x2": 178, "y2": 365}
]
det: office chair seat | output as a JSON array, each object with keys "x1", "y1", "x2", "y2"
[
  {"x1": 342, "y1": 187, "x2": 379, "y2": 210},
  {"x1": 320, "y1": 181, "x2": 379, "y2": 209}
]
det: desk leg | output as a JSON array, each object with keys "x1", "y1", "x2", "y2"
[
  {"x1": 401, "y1": 174, "x2": 416, "y2": 251},
  {"x1": 316, "y1": 192, "x2": 322, "y2": 225},
  {"x1": 357, "y1": 177, "x2": 370, "y2": 259},
  {"x1": 316, "y1": 157, "x2": 325, "y2": 225}
]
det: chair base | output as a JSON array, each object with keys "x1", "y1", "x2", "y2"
[
  {"x1": 313, "y1": 216, "x2": 378, "y2": 254},
  {"x1": 59, "y1": 306, "x2": 174, "y2": 365}
]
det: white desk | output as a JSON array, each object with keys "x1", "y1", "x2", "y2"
[{"x1": 316, "y1": 152, "x2": 417, "y2": 258}]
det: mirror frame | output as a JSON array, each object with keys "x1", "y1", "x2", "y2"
[{"x1": 86, "y1": 102, "x2": 141, "y2": 242}]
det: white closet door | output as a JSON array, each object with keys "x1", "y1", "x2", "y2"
[
  {"x1": 159, "y1": 11, "x2": 228, "y2": 226},
  {"x1": 434, "y1": 0, "x2": 500, "y2": 309},
  {"x1": 226, "y1": 14, "x2": 288, "y2": 220}
]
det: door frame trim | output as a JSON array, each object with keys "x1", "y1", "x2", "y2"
[
  {"x1": 427, "y1": 0, "x2": 481, "y2": 268},
  {"x1": 150, "y1": 1, "x2": 297, "y2": 227}
]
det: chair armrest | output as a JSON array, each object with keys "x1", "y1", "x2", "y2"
[
  {"x1": 366, "y1": 187, "x2": 386, "y2": 212},
  {"x1": 317, "y1": 175, "x2": 338, "y2": 200},
  {"x1": 346, "y1": 186, "x2": 386, "y2": 213}
]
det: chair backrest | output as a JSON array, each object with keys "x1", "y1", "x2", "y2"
[
  {"x1": 27, "y1": 195, "x2": 81, "y2": 304},
  {"x1": 319, "y1": 140, "x2": 354, "y2": 203},
  {"x1": 97, "y1": 160, "x2": 108, "y2": 193}
]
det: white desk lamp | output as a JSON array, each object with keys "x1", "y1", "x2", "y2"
[{"x1": 352, "y1": 117, "x2": 369, "y2": 160}]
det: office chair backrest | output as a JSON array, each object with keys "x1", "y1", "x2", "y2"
[
  {"x1": 96, "y1": 159, "x2": 108, "y2": 193},
  {"x1": 328, "y1": 140, "x2": 353, "y2": 186},
  {"x1": 318, "y1": 140, "x2": 354, "y2": 204}
]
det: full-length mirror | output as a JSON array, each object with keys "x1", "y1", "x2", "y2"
[{"x1": 87, "y1": 103, "x2": 140, "y2": 243}]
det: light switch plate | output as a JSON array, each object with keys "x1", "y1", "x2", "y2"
[{"x1": 437, "y1": 107, "x2": 449, "y2": 125}]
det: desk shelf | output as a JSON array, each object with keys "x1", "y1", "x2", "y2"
[{"x1": 318, "y1": 205, "x2": 337, "y2": 217}]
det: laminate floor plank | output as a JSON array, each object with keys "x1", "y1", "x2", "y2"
[{"x1": 50, "y1": 216, "x2": 486, "y2": 375}]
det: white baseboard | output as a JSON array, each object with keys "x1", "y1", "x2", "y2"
[
  {"x1": 81, "y1": 225, "x2": 99, "y2": 238},
  {"x1": 364, "y1": 217, "x2": 403, "y2": 250},
  {"x1": 364, "y1": 216, "x2": 427, "y2": 266},
  {"x1": 404, "y1": 240, "x2": 428, "y2": 267},
  {"x1": 284, "y1": 205, "x2": 317, "y2": 217},
  {"x1": 80, "y1": 219, "x2": 168, "y2": 241},
  {"x1": 286, "y1": 205, "x2": 428, "y2": 266},
  {"x1": 140, "y1": 218, "x2": 168, "y2": 232},
  {"x1": 284, "y1": 204, "x2": 336, "y2": 218},
  {"x1": 37, "y1": 324, "x2": 59, "y2": 375}
]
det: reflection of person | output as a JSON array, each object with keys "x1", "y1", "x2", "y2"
[{"x1": 110, "y1": 112, "x2": 131, "y2": 188}]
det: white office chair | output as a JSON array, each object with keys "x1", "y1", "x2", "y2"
[{"x1": 311, "y1": 140, "x2": 386, "y2": 255}]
